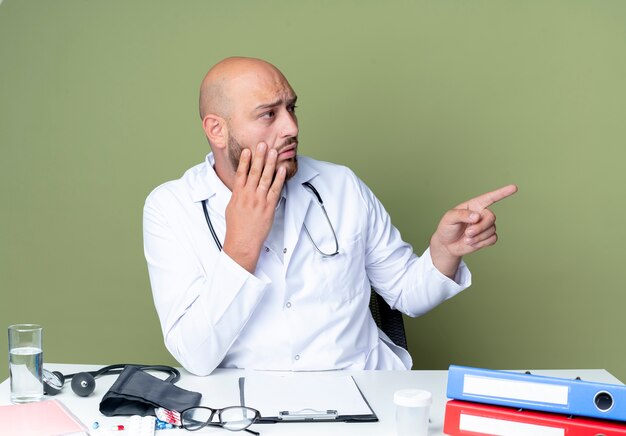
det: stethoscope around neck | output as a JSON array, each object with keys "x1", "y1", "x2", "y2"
[{"x1": 202, "y1": 181, "x2": 339, "y2": 257}]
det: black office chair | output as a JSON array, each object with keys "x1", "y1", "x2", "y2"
[{"x1": 369, "y1": 290, "x2": 408, "y2": 351}]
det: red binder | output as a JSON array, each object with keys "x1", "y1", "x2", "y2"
[{"x1": 444, "y1": 399, "x2": 626, "y2": 435}]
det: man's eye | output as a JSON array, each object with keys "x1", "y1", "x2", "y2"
[
  {"x1": 261, "y1": 111, "x2": 275, "y2": 119},
  {"x1": 288, "y1": 105, "x2": 298, "y2": 113}
]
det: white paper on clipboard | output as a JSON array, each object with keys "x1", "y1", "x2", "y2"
[{"x1": 240, "y1": 371, "x2": 373, "y2": 419}]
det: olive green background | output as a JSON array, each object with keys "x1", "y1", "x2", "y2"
[{"x1": 2, "y1": 0, "x2": 625, "y2": 383}]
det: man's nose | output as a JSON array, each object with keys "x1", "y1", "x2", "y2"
[{"x1": 280, "y1": 111, "x2": 299, "y2": 138}]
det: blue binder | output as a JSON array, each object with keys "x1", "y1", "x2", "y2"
[{"x1": 447, "y1": 365, "x2": 626, "y2": 422}]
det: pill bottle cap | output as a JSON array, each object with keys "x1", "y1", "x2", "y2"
[{"x1": 394, "y1": 389, "x2": 432, "y2": 407}]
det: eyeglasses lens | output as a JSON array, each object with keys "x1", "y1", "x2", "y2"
[
  {"x1": 220, "y1": 407, "x2": 257, "y2": 431},
  {"x1": 181, "y1": 407, "x2": 214, "y2": 430}
]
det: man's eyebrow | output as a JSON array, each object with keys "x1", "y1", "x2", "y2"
[{"x1": 254, "y1": 96, "x2": 298, "y2": 111}]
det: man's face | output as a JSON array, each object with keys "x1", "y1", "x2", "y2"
[{"x1": 225, "y1": 69, "x2": 299, "y2": 180}]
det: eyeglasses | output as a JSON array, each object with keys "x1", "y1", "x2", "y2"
[{"x1": 180, "y1": 406, "x2": 261, "y2": 435}]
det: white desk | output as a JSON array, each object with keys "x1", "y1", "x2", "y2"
[{"x1": 1, "y1": 364, "x2": 622, "y2": 436}]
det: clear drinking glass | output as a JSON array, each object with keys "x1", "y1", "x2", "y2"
[{"x1": 8, "y1": 324, "x2": 44, "y2": 403}]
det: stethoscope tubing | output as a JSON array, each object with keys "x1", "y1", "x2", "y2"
[
  {"x1": 201, "y1": 181, "x2": 339, "y2": 257},
  {"x1": 64, "y1": 364, "x2": 180, "y2": 383}
]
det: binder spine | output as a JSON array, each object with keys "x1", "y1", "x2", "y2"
[
  {"x1": 447, "y1": 365, "x2": 626, "y2": 422},
  {"x1": 444, "y1": 400, "x2": 626, "y2": 436}
]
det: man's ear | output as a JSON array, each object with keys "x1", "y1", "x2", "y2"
[{"x1": 202, "y1": 114, "x2": 227, "y2": 149}]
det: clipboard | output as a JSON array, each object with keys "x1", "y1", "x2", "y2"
[
  {"x1": 444, "y1": 399, "x2": 626, "y2": 435},
  {"x1": 238, "y1": 373, "x2": 378, "y2": 423},
  {"x1": 447, "y1": 365, "x2": 626, "y2": 422}
]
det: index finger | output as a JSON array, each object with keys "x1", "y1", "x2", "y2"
[{"x1": 458, "y1": 184, "x2": 518, "y2": 211}]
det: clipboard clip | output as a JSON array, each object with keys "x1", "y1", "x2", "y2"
[{"x1": 278, "y1": 408, "x2": 338, "y2": 421}]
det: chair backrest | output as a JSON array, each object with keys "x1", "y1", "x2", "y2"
[{"x1": 369, "y1": 290, "x2": 408, "y2": 351}]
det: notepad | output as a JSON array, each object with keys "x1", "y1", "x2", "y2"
[
  {"x1": 0, "y1": 399, "x2": 88, "y2": 436},
  {"x1": 239, "y1": 372, "x2": 377, "y2": 422}
]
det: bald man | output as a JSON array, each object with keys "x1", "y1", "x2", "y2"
[{"x1": 143, "y1": 57, "x2": 517, "y2": 376}]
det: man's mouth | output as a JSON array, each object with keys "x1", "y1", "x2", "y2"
[{"x1": 278, "y1": 142, "x2": 297, "y2": 159}]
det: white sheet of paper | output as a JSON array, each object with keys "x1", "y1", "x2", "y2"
[{"x1": 242, "y1": 372, "x2": 373, "y2": 418}]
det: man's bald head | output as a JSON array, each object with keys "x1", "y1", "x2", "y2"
[
  {"x1": 198, "y1": 57, "x2": 299, "y2": 187},
  {"x1": 199, "y1": 57, "x2": 290, "y2": 120}
]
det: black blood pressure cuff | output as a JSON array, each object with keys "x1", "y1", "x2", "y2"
[{"x1": 99, "y1": 365, "x2": 202, "y2": 416}]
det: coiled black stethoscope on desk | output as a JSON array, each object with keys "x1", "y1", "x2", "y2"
[
  {"x1": 202, "y1": 181, "x2": 339, "y2": 257},
  {"x1": 43, "y1": 364, "x2": 180, "y2": 397}
]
